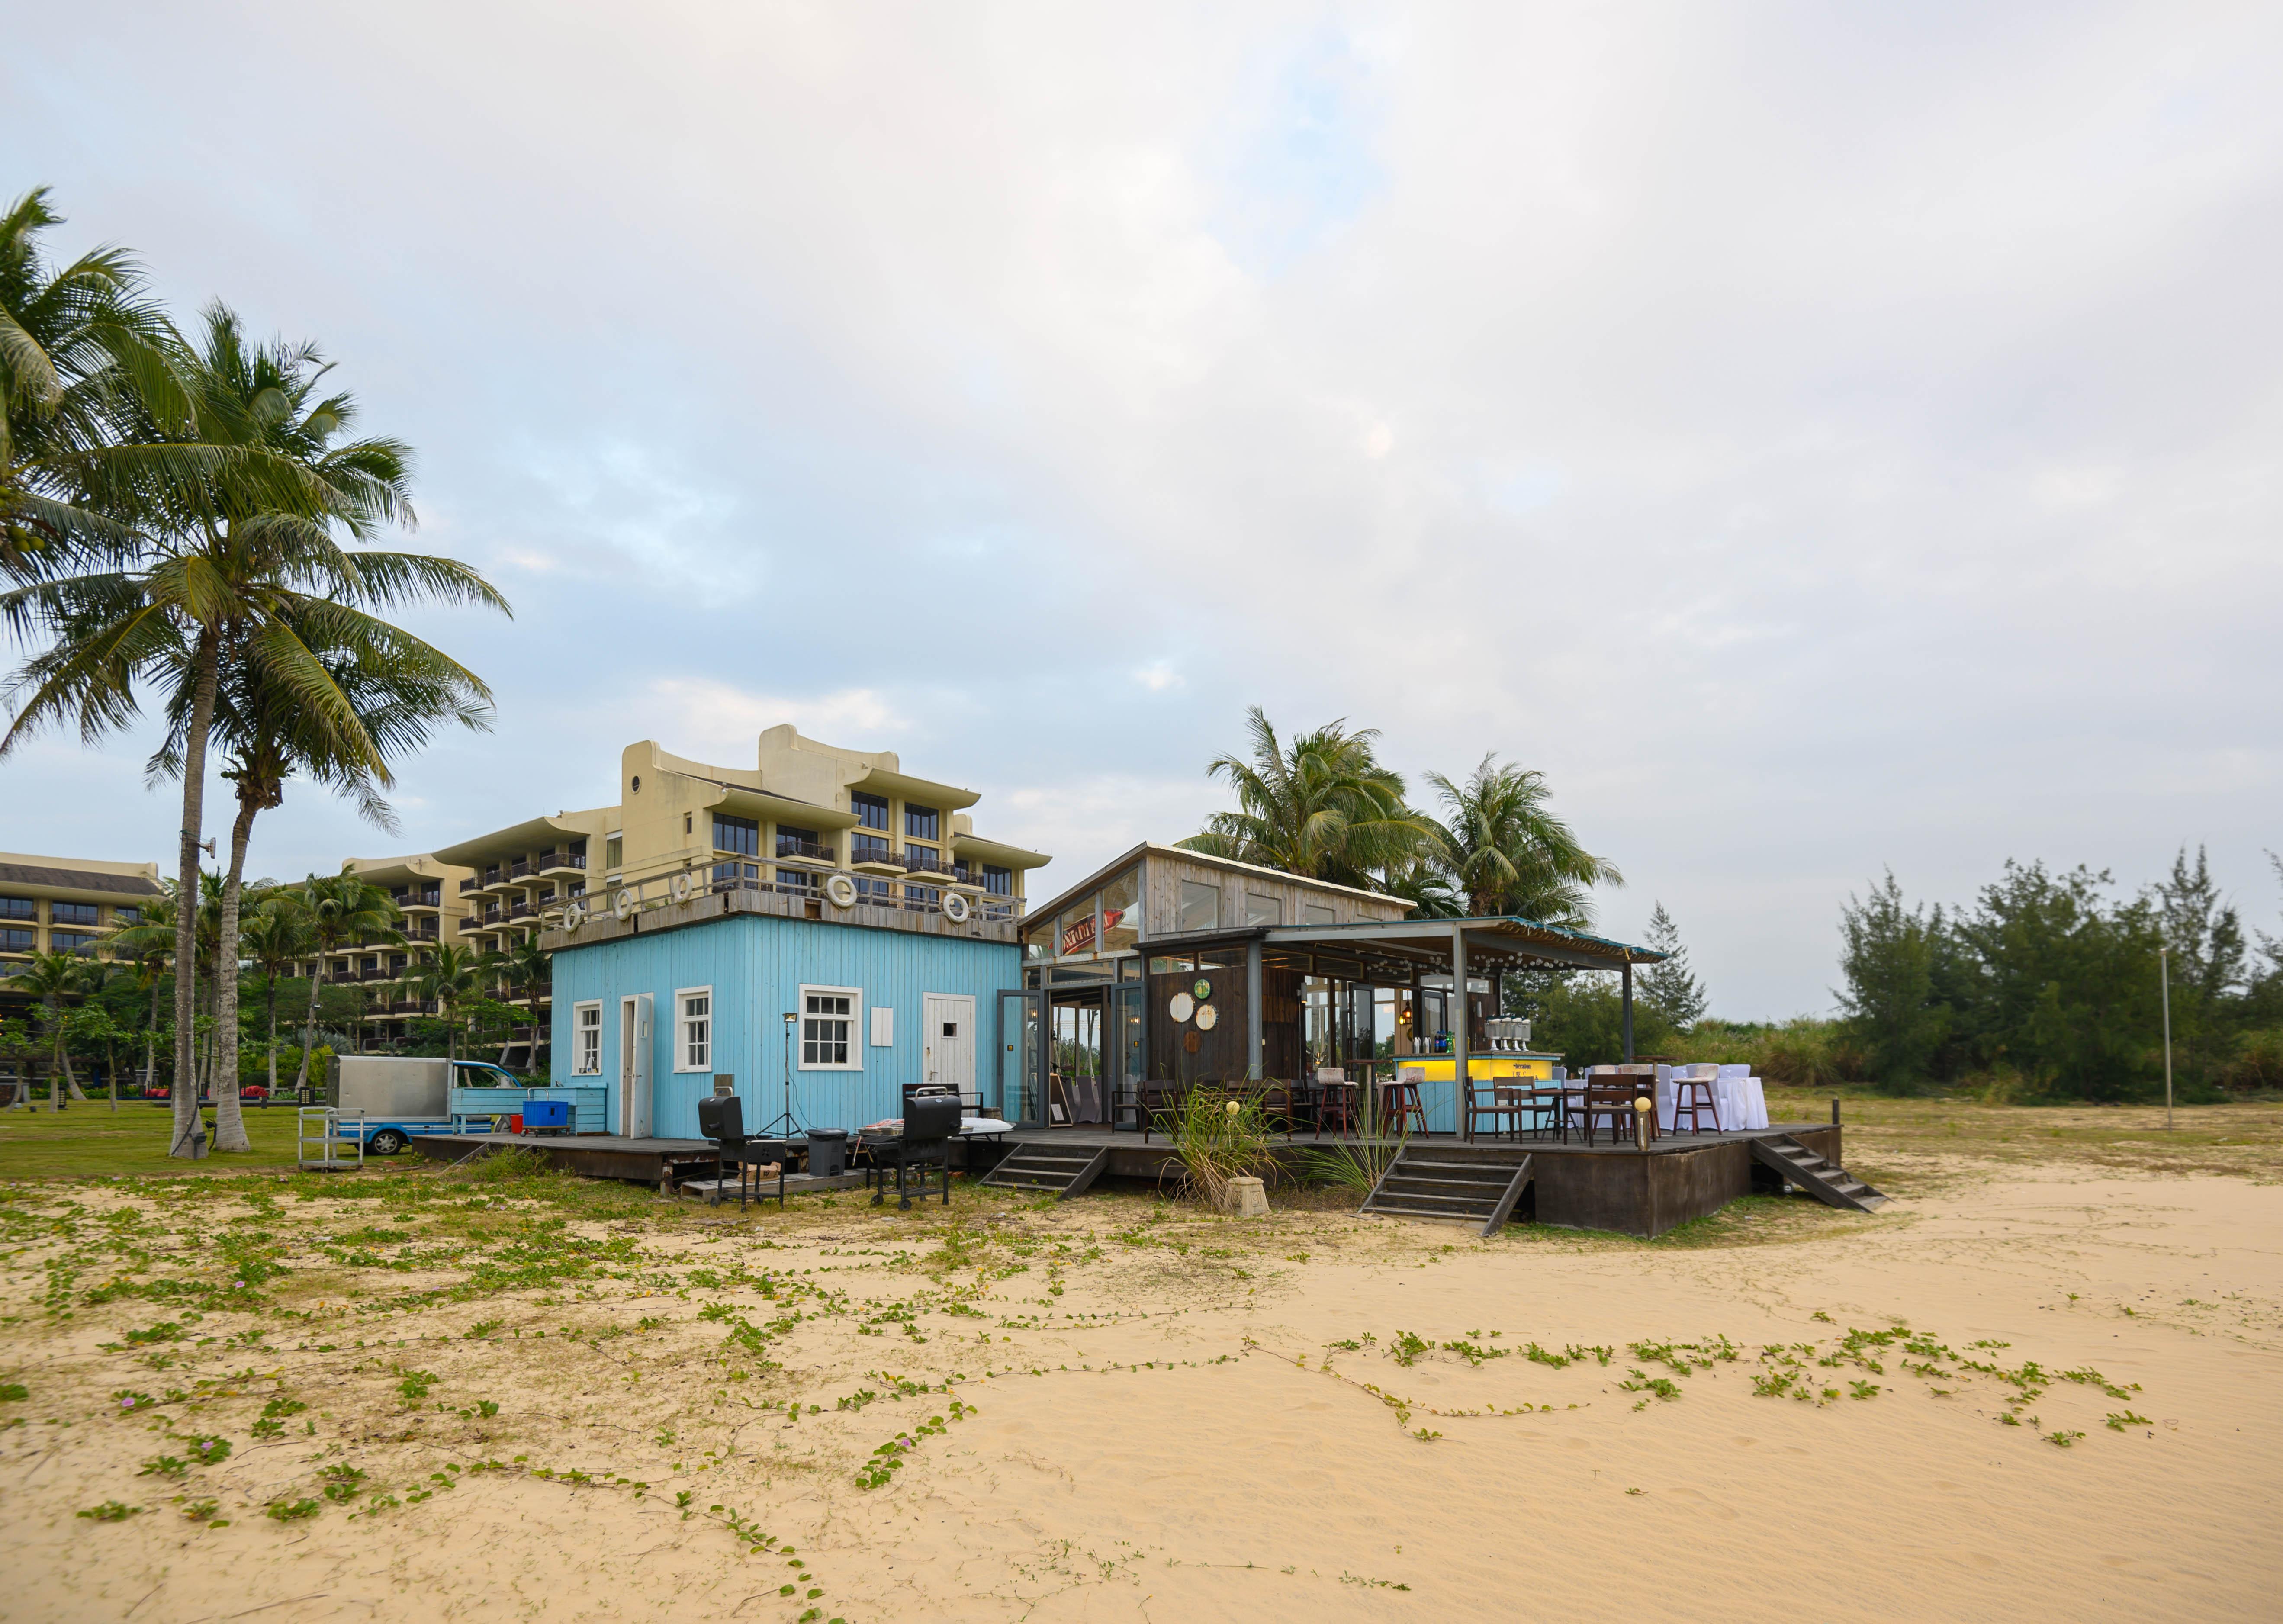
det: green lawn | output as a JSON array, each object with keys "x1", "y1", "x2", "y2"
[{"x1": 0, "y1": 1100, "x2": 309, "y2": 1177}]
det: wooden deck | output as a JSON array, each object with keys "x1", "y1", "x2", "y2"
[{"x1": 406, "y1": 1121, "x2": 1855, "y2": 1238}]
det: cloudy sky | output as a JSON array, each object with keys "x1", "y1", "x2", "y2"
[{"x1": 7, "y1": 2, "x2": 2280, "y2": 1015}]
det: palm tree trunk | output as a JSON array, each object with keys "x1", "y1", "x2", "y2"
[
  {"x1": 210, "y1": 792, "x2": 260, "y2": 1153},
  {"x1": 265, "y1": 974, "x2": 279, "y2": 1095},
  {"x1": 170, "y1": 632, "x2": 219, "y2": 1158},
  {"x1": 144, "y1": 970, "x2": 160, "y2": 1094},
  {"x1": 46, "y1": 996, "x2": 63, "y2": 1113}
]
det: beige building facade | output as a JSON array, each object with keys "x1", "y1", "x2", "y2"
[{"x1": 0, "y1": 852, "x2": 165, "y2": 968}]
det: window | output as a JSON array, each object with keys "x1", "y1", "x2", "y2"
[
  {"x1": 800, "y1": 986, "x2": 861, "y2": 1069},
  {"x1": 982, "y1": 865, "x2": 1013, "y2": 897},
  {"x1": 1302, "y1": 902, "x2": 1337, "y2": 926},
  {"x1": 1245, "y1": 893, "x2": 1283, "y2": 928},
  {"x1": 676, "y1": 987, "x2": 712, "y2": 1071},
  {"x1": 1178, "y1": 880, "x2": 1220, "y2": 933},
  {"x1": 1102, "y1": 868, "x2": 1141, "y2": 953},
  {"x1": 777, "y1": 824, "x2": 822, "y2": 858},
  {"x1": 53, "y1": 931, "x2": 100, "y2": 955},
  {"x1": 776, "y1": 867, "x2": 817, "y2": 892},
  {"x1": 604, "y1": 832, "x2": 623, "y2": 871},
  {"x1": 1057, "y1": 895, "x2": 1098, "y2": 957},
  {"x1": 854, "y1": 876, "x2": 895, "y2": 904},
  {"x1": 573, "y1": 1003, "x2": 603, "y2": 1075},
  {"x1": 0, "y1": 897, "x2": 32, "y2": 921},
  {"x1": 51, "y1": 901, "x2": 98, "y2": 926},
  {"x1": 850, "y1": 831, "x2": 892, "y2": 865},
  {"x1": 906, "y1": 843, "x2": 940, "y2": 870},
  {"x1": 713, "y1": 813, "x2": 759, "y2": 855},
  {"x1": 0, "y1": 927, "x2": 35, "y2": 952},
  {"x1": 905, "y1": 804, "x2": 939, "y2": 840},
  {"x1": 852, "y1": 789, "x2": 890, "y2": 830},
  {"x1": 870, "y1": 1006, "x2": 894, "y2": 1047},
  {"x1": 906, "y1": 884, "x2": 939, "y2": 909}
]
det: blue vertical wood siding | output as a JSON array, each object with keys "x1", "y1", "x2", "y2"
[{"x1": 548, "y1": 915, "x2": 1018, "y2": 1139}]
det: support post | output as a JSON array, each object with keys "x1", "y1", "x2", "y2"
[
  {"x1": 1453, "y1": 923, "x2": 1470, "y2": 1142},
  {"x1": 1245, "y1": 938, "x2": 1263, "y2": 1082},
  {"x1": 1621, "y1": 960, "x2": 1634, "y2": 1062},
  {"x1": 2160, "y1": 947, "x2": 2174, "y2": 1132}
]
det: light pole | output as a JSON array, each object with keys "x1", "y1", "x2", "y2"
[
  {"x1": 762, "y1": 1009, "x2": 800, "y2": 1139},
  {"x1": 2159, "y1": 947, "x2": 2174, "y2": 1132}
]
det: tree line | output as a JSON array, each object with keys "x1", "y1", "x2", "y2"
[{"x1": 0, "y1": 185, "x2": 508, "y2": 1154}]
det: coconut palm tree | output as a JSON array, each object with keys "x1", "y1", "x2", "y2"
[
  {"x1": 1424, "y1": 755, "x2": 1622, "y2": 927},
  {"x1": 237, "y1": 888, "x2": 311, "y2": 1104},
  {"x1": 1177, "y1": 707, "x2": 1440, "y2": 889},
  {"x1": 148, "y1": 599, "x2": 491, "y2": 1146},
  {"x1": 0, "y1": 186, "x2": 188, "y2": 575},
  {"x1": 3, "y1": 949, "x2": 95, "y2": 1109},
  {"x1": 294, "y1": 870, "x2": 402, "y2": 1096},
  {"x1": 483, "y1": 935, "x2": 553, "y2": 1074},
  {"x1": 107, "y1": 889, "x2": 178, "y2": 1094},
  {"x1": 1, "y1": 302, "x2": 507, "y2": 1156},
  {"x1": 412, "y1": 944, "x2": 486, "y2": 1062}
]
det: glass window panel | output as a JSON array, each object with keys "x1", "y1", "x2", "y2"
[
  {"x1": 905, "y1": 804, "x2": 939, "y2": 840},
  {"x1": 1177, "y1": 880, "x2": 1219, "y2": 933},
  {"x1": 1100, "y1": 867, "x2": 1141, "y2": 954},
  {"x1": 1245, "y1": 892, "x2": 1283, "y2": 928},
  {"x1": 1056, "y1": 895, "x2": 1099, "y2": 958},
  {"x1": 851, "y1": 790, "x2": 890, "y2": 830},
  {"x1": 1302, "y1": 902, "x2": 1336, "y2": 926}
]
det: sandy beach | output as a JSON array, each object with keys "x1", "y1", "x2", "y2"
[{"x1": 4, "y1": 1143, "x2": 2280, "y2": 1624}]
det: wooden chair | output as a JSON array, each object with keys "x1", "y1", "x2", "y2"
[
  {"x1": 1670, "y1": 1074, "x2": 1720, "y2": 1134},
  {"x1": 1135, "y1": 1080, "x2": 1187, "y2": 1142},
  {"x1": 1469, "y1": 1083, "x2": 1522, "y2": 1142},
  {"x1": 1571, "y1": 1081, "x2": 1635, "y2": 1146},
  {"x1": 1498, "y1": 1084, "x2": 1562, "y2": 1142}
]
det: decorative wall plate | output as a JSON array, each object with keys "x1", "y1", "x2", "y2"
[
  {"x1": 1194, "y1": 1003, "x2": 1219, "y2": 1031},
  {"x1": 1193, "y1": 978, "x2": 1213, "y2": 1000},
  {"x1": 1169, "y1": 991, "x2": 1195, "y2": 1023}
]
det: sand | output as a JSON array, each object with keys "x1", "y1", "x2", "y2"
[{"x1": 4, "y1": 1159, "x2": 2280, "y2": 1624}]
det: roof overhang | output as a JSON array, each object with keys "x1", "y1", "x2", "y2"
[
  {"x1": 434, "y1": 816, "x2": 602, "y2": 867},
  {"x1": 852, "y1": 766, "x2": 983, "y2": 813},
  {"x1": 1138, "y1": 915, "x2": 1666, "y2": 978},
  {"x1": 951, "y1": 833, "x2": 1052, "y2": 870}
]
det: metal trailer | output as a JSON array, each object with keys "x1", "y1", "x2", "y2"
[{"x1": 323, "y1": 1056, "x2": 476, "y2": 1156}]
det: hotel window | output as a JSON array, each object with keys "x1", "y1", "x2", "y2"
[
  {"x1": 777, "y1": 824, "x2": 823, "y2": 858},
  {"x1": 854, "y1": 876, "x2": 895, "y2": 904},
  {"x1": 983, "y1": 865, "x2": 1013, "y2": 897},
  {"x1": 713, "y1": 813, "x2": 759, "y2": 856},
  {"x1": 675, "y1": 987, "x2": 712, "y2": 1072},
  {"x1": 1245, "y1": 893, "x2": 1283, "y2": 928},
  {"x1": 572, "y1": 1002, "x2": 603, "y2": 1075},
  {"x1": 51, "y1": 902, "x2": 99, "y2": 926},
  {"x1": 905, "y1": 804, "x2": 939, "y2": 840},
  {"x1": 1178, "y1": 880, "x2": 1220, "y2": 933},
  {"x1": 53, "y1": 931, "x2": 100, "y2": 956},
  {"x1": 850, "y1": 832, "x2": 892, "y2": 865},
  {"x1": 0, "y1": 897, "x2": 33, "y2": 921},
  {"x1": 800, "y1": 986, "x2": 861, "y2": 1069},
  {"x1": 906, "y1": 843, "x2": 940, "y2": 871},
  {"x1": 776, "y1": 867, "x2": 817, "y2": 892},
  {"x1": 906, "y1": 884, "x2": 940, "y2": 910},
  {"x1": 604, "y1": 832, "x2": 623, "y2": 871},
  {"x1": 113, "y1": 905, "x2": 140, "y2": 926},
  {"x1": 852, "y1": 790, "x2": 890, "y2": 831},
  {"x1": 1, "y1": 927, "x2": 36, "y2": 952}
]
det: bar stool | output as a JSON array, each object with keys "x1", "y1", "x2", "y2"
[
  {"x1": 1385, "y1": 1070, "x2": 1429, "y2": 1135},
  {"x1": 1314, "y1": 1068, "x2": 1354, "y2": 1137},
  {"x1": 1670, "y1": 1074, "x2": 1721, "y2": 1134}
]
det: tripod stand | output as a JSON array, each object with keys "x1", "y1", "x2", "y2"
[{"x1": 757, "y1": 1010, "x2": 802, "y2": 1139}]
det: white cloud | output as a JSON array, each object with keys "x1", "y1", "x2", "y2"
[{"x1": 639, "y1": 682, "x2": 908, "y2": 765}]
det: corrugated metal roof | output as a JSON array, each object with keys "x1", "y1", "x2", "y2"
[{"x1": 0, "y1": 863, "x2": 164, "y2": 897}]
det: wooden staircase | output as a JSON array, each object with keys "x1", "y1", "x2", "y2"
[
  {"x1": 979, "y1": 1142, "x2": 1109, "y2": 1200},
  {"x1": 1751, "y1": 1135, "x2": 1889, "y2": 1211},
  {"x1": 1360, "y1": 1146, "x2": 1534, "y2": 1238}
]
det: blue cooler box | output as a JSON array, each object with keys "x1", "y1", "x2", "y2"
[{"x1": 522, "y1": 1099, "x2": 572, "y2": 1133}]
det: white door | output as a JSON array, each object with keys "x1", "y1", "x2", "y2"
[
  {"x1": 617, "y1": 993, "x2": 653, "y2": 1138},
  {"x1": 923, "y1": 993, "x2": 976, "y2": 1104}
]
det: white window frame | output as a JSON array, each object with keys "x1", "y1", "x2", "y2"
[
  {"x1": 572, "y1": 1001, "x2": 604, "y2": 1076},
  {"x1": 674, "y1": 985, "x2": 713, "y2": 1073},
  {"x1": 799, "y1": 984, "x2": 863, "y2": 1071}
]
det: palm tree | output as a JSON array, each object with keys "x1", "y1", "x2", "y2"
[
  {"x1": 238, "y1": 888, "x2": 311, "y2": 1103},
  {"x1": 0, "y1": 187, "x2": 187, "y2": 576},
  {"x1": 412, "y1": 944, "x2": 485, "y2": 1062},
  {"x1": 108, "y1": 889, "x2": 178, "y2": 1094},
  {"x1": 1424, "y1": 755, "x2": 1623, "y2": 927},
  {"x1": 1, "y1": 302, "x2": 508, "y2": 1157},
  {"x1": 484, "y1": 935, "x2": 553, "y2": 1074},
  {"x1": 1177, "y1": 707, "x2": 1440, "y2": 889},
  {"x1": 150, "y1": 598, "x2": 491, "y2": 1147},
  {"x1": 295, "y1": 869, "x2": 402, "y2": 1096},
  {"x1": 3, "y1": 949, "x2": 95, "y2": 1110}
]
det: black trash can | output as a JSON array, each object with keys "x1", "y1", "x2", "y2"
[{"x1": 805, "y1": 1129, "x2": 849, "y2": 1178}]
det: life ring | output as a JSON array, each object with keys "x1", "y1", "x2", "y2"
[
  {"x1": 823, "y1": 873, "x2": 859, "y2": 910},
  {"x1": 612, "y1": 888, "x2": 636, "y2": 921},
  {"x1": 670, "y1": 871, "x2": 691, "y2": 903},
  {"x1": 563, "y1": 900, "x2": 587, "y2": 931},
  {"x1": 942, "y1": 891, "x2": 971, "y2": 923}
]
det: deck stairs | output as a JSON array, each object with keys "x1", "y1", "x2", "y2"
[
  {"x1": 979, "y1": 1142, "x2": 1110, "y2": 1201},
  {"x1": 1751, "y1": 1135, "x2": 1889, "y2": 1212},
  {"x1": 1360, "y1": 1146, "x2": 1534, "y2": 1237}
]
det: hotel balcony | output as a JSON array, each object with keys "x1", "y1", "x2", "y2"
[
  {"x1": 902, "y1": 846, "x2": 955, "y2": 879},
  {"x1": 774, "y1": 834, "x2": 836, "y2": 865},
  {"x1": 536, "y1": 849, "x2": 587, "y2": 877},
  {"x1": 849, "y1": 840, "x2": 904, "y2": 876}
]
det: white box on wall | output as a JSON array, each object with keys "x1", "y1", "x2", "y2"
[{"x1": 870, "y1": 1007, "x2": 894, "y2": 1048}]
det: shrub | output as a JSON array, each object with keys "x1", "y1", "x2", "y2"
[{"x1": 1165, "y1": 1090, "x2": 1279, "y2": 1211}]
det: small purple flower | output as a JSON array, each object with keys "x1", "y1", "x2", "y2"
[
  {"x1": 121, "y1": 1398, "x2": 136, "y2": 1409},
  {"x1": 233, "y1": 1280, "x2": 246, "y2": 1289}
]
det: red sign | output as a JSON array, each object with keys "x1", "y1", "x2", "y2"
[{"x1": 1060, "y1": 913, "x2": 1098, "y2": 956}]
